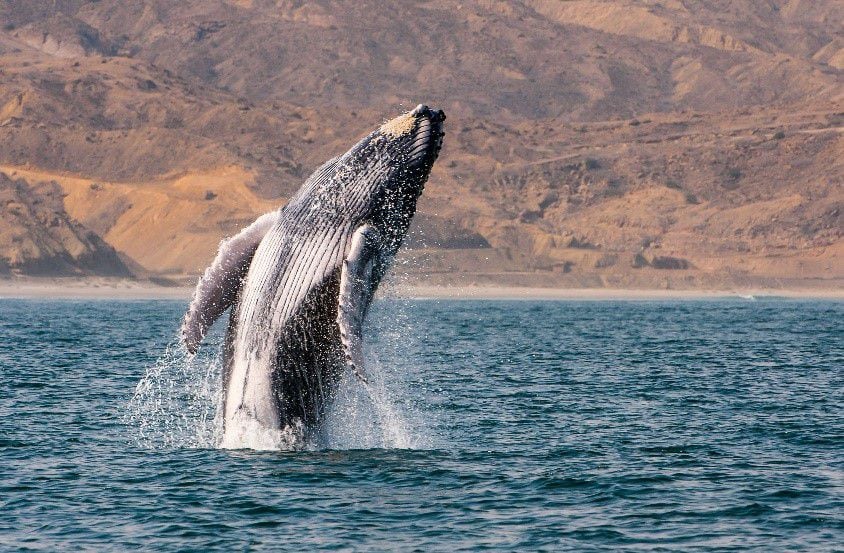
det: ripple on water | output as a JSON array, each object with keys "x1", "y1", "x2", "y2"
[{"x1": 0, "y1": 298, "x2": 841, "y2": 550}]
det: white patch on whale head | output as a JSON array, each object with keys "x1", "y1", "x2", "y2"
[{"x1": 379, "y1": 112, "x2": 415, "y2": 137}]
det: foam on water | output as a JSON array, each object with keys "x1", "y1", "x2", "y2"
[{"x1": 220, "y1": 411, "x2": 304, "y2": 451}]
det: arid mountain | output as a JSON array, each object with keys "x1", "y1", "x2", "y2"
[
  {"x1": 0, "y1": 172, "x2": 130, "y2": 276},
  {"x1": 0, "y1": 1, "x2": 841, "y2": 288}
]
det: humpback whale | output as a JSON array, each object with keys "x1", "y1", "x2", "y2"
[{"x1": 181, "y1": 104, "x2": 445, "y2": 449}]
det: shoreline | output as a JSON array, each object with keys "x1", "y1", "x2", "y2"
[
  {"x1": 0, "y1": 278, "x2": 841, "y2": 301},
  {"x1": 390, "y1": 285, "x2": 843, "y2": 301}
]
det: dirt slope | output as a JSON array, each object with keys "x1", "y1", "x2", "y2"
[
  {"x1": 0, "y1": 1, "x2": 841, "y2": 287},
  {"x1": 0, "y1": 172, "x2": 130, "y2": 276}
]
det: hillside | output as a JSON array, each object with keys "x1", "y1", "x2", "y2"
[
  {"x1": 0, "y1": 1, "x2": 841, "y2": 288},
  {"x1": 0, "y1": 172, "x2": 130, "y2": 276}
]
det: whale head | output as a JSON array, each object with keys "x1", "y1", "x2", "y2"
[
  {"x1": 375, "y1": 103, "x2": 446, "y2": 173},
  {"x1": 329, "y1": 104, "x2": 446, "y2": 251}
]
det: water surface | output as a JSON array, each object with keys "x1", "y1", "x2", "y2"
[{"x1": 1, "y1": 298, "x2": 842, "y2": 550}]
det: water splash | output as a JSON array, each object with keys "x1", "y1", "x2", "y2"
[
  {"x1": 316, "y1": 353, "x2": 432, "y2": 450},
  {"x1": 125, "y1": 304, "x2": 434, "y2": 452},
  {"x1": 125, "y1": 340, "x2": 223, "y2": 449},
  {"x1": 220, "y1": 412, "x2": 305, "y2": 451}
]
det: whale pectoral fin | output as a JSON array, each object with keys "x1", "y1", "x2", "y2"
[
  {"x1": 181, "y1": 211, "x2": 279, "y2": 354},
  {"x1": 338, "y1": 224, "x2": 382, "y2": 384}
]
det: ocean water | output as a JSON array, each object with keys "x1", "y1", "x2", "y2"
[{"x1": 0, "y1": 297, "x2": 841, "y2": 551}]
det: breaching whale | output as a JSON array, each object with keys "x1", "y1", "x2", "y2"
[{"x1": 181, "y1": 104, "x2": 445, "y2": 449}]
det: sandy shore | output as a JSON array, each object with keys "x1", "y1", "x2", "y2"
[
  {"x1": 0, "y1": 279, "x2": 193, "y2": 300},
  {"x1": 1, "y1": 278, "x2": 841, "y2": 301},
  {"x1": 393, "y1": 285, "x2": 843, "y2": 301}
]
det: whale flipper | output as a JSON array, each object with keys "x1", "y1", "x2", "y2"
[
  {"x1": 182, "y1": 211, "x2": 278, "y2": 353},
  {"x1": 337, "y1": 224, "x2": 382, "y2": 384}
]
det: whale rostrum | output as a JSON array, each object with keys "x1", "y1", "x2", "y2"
[{"x1": 181, "y1": 105, "x2": 445, "y2": 448}]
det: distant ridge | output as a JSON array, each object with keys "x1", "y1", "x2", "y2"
[{"x1": 0, "y1": 1, "x2": 840, "y2": 287}]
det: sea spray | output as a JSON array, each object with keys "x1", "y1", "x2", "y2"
[
  {"x1": 124, "y1": 340, "x2": 223, "y2": 449},
  {"x1": 125, "y1": 297, "x2": 436, "y2": 451},
  {"x1": 313, "y1": 293, "x2": 439, "y2": 450},
  {"x1": 316, "y1": 351, "x2": 430, "y2": 450}
]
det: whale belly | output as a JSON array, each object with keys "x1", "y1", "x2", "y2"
[{"x1": 221, "y1": 264, "x2": 344, "y2": 449}]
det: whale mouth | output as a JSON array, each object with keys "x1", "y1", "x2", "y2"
[{"x1": 407, "y1": 104, "x2": 445, "y2": 166}]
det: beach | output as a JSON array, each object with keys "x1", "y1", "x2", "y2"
[{"x1": 1, "y1": 278, "x2": 841, "y2": 301}]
